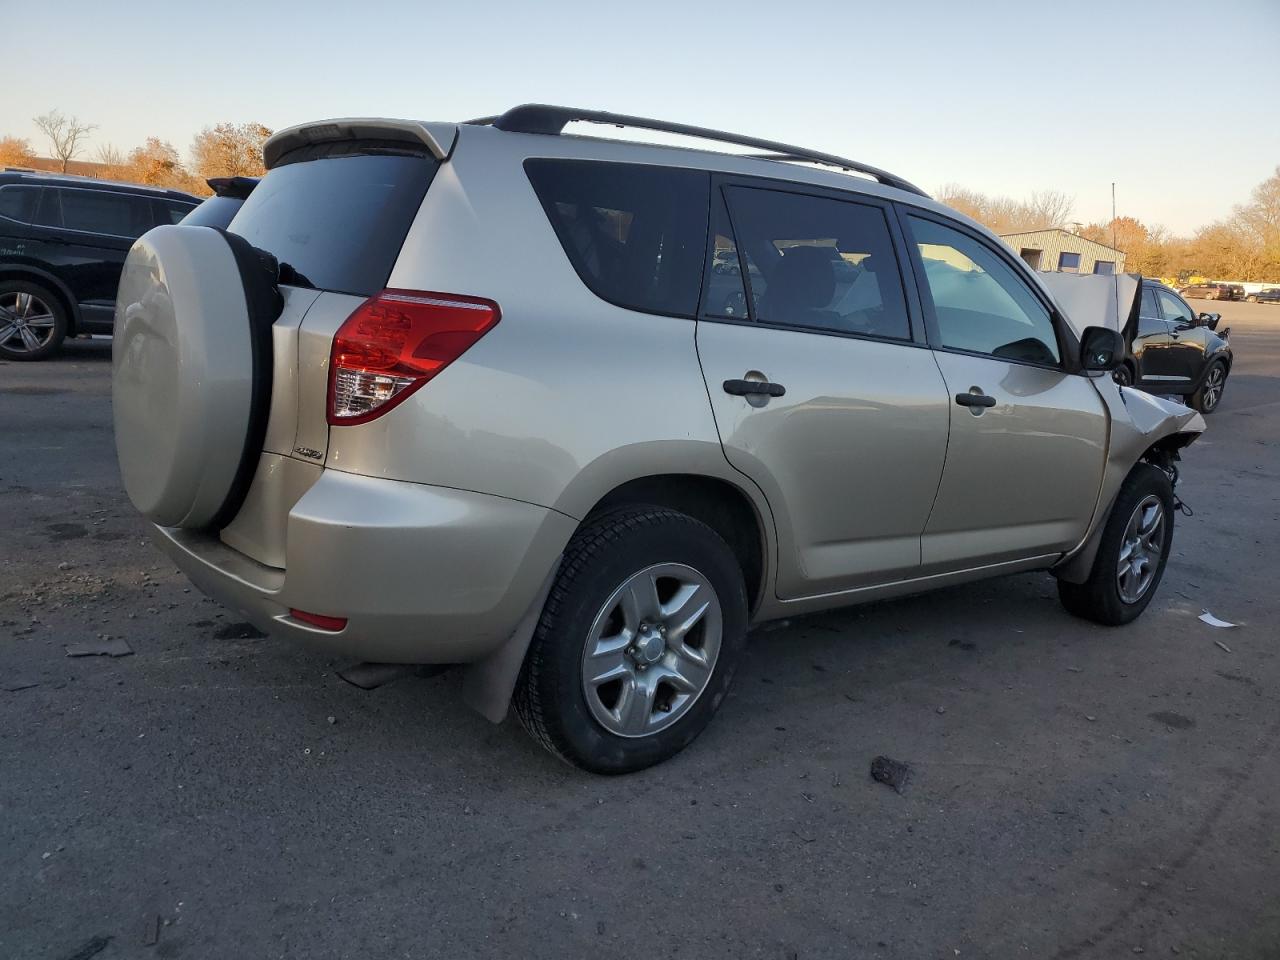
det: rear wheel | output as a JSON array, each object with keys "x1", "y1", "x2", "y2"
[
  {"x1": 514, "y1": 507, "x2": 748, "y2": 774},
  {"x1": 1190, "y1": 361, "x2": 1227, "y2": 414},
  {"x1": 0, "y1": 281, "x2": 67, "y2": 361},
  {"x1": 1057, "y1": 463, "x2": 1174, "y2": 626}
]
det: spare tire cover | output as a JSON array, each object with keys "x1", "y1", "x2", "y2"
[{"x1": 113, "y1": 225, "x2": 276, "y2": 529}]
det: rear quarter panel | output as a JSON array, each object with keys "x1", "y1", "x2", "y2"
[{"x1": 323, "y1": 128, "x2": 752, "y2": 524}]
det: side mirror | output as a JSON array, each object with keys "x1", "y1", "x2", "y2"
[
  {"x1": 1198, "y1": 312, "x2": 1221, "y2": 330},
  {"x1": 1080, "y1": 326, "x2": 1124, "y2": 372}
]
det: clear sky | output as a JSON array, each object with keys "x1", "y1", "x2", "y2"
[{"x1": 5, "y1": 0, "x2": 1277, "y2": 235}]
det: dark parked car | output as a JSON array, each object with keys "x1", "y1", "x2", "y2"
[
  {"x1": 1114, "y1": 281, "x2": 1233, "y2": 413},
  {"x1": 180, "y1": 176, "x2": 257, "y2": 229},
  {"x1": 0, "y1": 171, "x2": 200, "y2": 360},
  {"x1": 1245, "y1": 287, "x2": 1280, "y2": 304}
]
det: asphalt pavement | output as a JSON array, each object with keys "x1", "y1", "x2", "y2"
[{"x1": 2, "y1": 301, "x2": 1278, "y2": 959}]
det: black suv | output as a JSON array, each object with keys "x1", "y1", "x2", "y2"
[
  {"x1": 0, "y1": 171, "x2": 200, "y2": 360},
  {"x1": 1117, "y1": 280, "x2": 1233, "y2": 413}
]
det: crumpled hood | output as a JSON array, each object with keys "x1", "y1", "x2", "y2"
[{"x1": 1117, "y1": 385, "x2": 1206, "y2": 441}]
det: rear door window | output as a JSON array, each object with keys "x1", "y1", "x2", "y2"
[
  {"x1": 525, "y1": 159, "x2": 709, "y2": 317},
  {"x1": 0, "y1": 185, "x2": 40, "y2": 224},
  {"x1": 907, "y1": 215, "x2": 1060, "y2": 365},
  {"x1": 55, "y1": 189, "x2": 153, "y2": 238},
  {"x1": 228, "y1": 151, "x2": 439, "y2": 295},
  {"x1": 720, "y1": 185, "x2": 911, "y2": 340}
]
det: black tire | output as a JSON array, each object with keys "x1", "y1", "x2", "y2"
[
  {"x1": 0, "y1": 280, "x2": 68, "y2": 361},
  {"x1": 1057, "y1": 463, "x2": 1174, "y2": 626},
  {"x1": 514, "y1": 506, "x2": 748, "y2": 774},
  {"x1": 1112, "y1": 363, "x2": 1134, "y2": 387},
  {"x1": 1190, "y1": 360, "x2": 1227, "y2": 414}
]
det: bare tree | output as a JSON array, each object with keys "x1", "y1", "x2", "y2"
[
  {"x1": 33, "y1": 110, "x2": 97, "y2": 173},
  {"x1": 936, "y1": 184, "x2": 1074, "y2": 234},
  {"x1": 95, "y1": 143, "x2": 127, "y2": 179}
]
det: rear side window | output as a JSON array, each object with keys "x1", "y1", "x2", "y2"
[
  {"x1": 158, "y1": 200, "x2": 197, "y2": 225},
  {"x1": 228, "y1": 153, "x2": 439, "y2": 296},
  {"x1": 722, "y1": 185, "x2": 911, "y2": 340},
  {"x1": 0, "y1": 185, "x2": 39, "y2": 223},
  {"x1": 53, "y1": 189, "x2": 153, "y2": 238},
  {"x1": 525, "y1": 159, "x2": 709, "y2": 317}
]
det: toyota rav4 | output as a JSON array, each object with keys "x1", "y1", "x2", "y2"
[{"x1": 112, "y1": 106, "x2": 1204, "y2": 773}]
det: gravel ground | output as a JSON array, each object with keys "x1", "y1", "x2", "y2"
[{"x1": 2, "y1": 302, "x2": 1278, "y2": 959}]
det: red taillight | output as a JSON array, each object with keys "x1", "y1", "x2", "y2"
[
  {"x1": 289, "y1": 609, "x2": 348, "y2": 631},
  {"x1": 327, "y1": 289, "x2": 500, "y2": 426}
]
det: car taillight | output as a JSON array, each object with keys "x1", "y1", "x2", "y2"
[{"x1": 328, "y1": 289, "x2": 500, "y2": 426}]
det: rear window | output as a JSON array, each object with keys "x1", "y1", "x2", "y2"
[
  {"x1": 524, "y1": 159, "x2": 709, "y2": 317},
  {"x1": 227, "y1": 153, "x2": 439, "y2": 296}
]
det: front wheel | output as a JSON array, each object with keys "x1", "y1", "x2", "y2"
[
  {"x1": 1057, "y1": 463, "x2": 1174, "y2": 626},
  {"x1": 1111, "y1": 363, "x2": 1134, "y2": 387},
  {"x1": 0, "y1": 281, "x2": 67, "y2": 361},
  {"x1": 514, "y1": 507, "x2": 748, "y2": 774},
  {"x1": 1191, "y1": 361, "x2": 1227, "y2": 414},
  {"x1": 1246, "y1": 295, "x2": 1258, "y2": 303}
]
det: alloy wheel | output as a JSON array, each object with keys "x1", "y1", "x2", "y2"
[
  {"x1": 580, "y1": 562, "x2": 723, "y2": 738},
  {"x1": 0, "y1": 292, "x2": 58, "y2": 355},
  {"x1": 1202, "y1": 365, "x2": 1225, "y2": 411},
  {"x1": 1116, "y1": 494, "x2": 1165, "y2": 604}
]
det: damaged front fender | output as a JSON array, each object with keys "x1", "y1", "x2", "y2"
[{"x1": 1053, "y1": 385, "x2": 1205, "y2": 584}]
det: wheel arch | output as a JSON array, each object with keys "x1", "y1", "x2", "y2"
[{"x1": 583, "y1": 473, "x2": 769, "y2": 615}]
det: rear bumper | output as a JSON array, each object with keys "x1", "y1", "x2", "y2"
[{"x1": 154, "y1": 469, "x2": 576, "y2": 662}]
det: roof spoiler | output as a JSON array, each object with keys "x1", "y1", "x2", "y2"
[{"x1": 262, "y1": 119, "x2": 459, "y2": 170}]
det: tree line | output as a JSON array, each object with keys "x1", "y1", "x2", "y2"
[
  {"x1": 1, "y1": 110, "x2": 269, "y2": 196},
  {"x1": 937, "y1": 170, "x2": 1280, "y2": 283}
]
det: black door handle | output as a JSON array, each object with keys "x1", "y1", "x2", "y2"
[
  {"x1": 954, "y1": 392, "x2": 996, "y2": 408},
  {"x1": 724, "y1": 378, "x2": 786, "y2": 398}
]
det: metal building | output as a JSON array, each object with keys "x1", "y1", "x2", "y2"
[{"x1": 998, "y1": 229, "x2": 1126, "y2": 275}]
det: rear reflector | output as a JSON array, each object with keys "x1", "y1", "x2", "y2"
[
  {"x1": 290, "y1": 609, "x2": 348, "y2": 631},
  {"x1": 328, "y1": 289, "x2": 500, "y2": 425}
]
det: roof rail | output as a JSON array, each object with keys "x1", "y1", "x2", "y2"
[{"x1": 466, "y1": 104, "x2": 927, "y2": 198}]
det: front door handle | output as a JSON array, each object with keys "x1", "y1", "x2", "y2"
[
  {"x1": 954, "y1": 391, "x2": 996, "y2": 409},
  {"x1": 724, "y1": 378, "x2": 786, "y2": 398}
]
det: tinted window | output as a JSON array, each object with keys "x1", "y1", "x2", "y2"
[
  {"x1": 1156, "y1": 289, "x2": 1194, "y2": 325},
  {"x1": 722, "y1": 186, "x2": 910, "y2": 340},
  {"x1": 525, "y1": 159, "x2": 709, "y2": 317},
  {"x1": 909, "y1": 216, "x2": 1060, "y2": 365},
  {"x1": 229, "y1": 153, "x2": 439, "y2": 296},
  {"x1": 181, "y1": 196, "x2": 244, "y2": 229},
  {"x1": 1139, "y1": 286, "x2": 1160, "y2": 319},
  {"x1": 160, "y1": 200, "x2": 197, "y2": 225},
  {"x1": 0, "y1": 185, "x2": 39, "y2": 223},
  {"x1": 56, "y1": 189, "x2": 153, "y2": 237}
]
